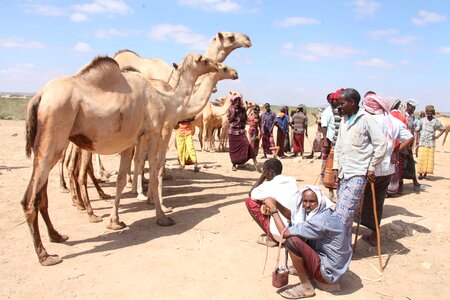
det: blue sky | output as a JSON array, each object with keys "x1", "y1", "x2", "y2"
[{"x1": 1, "y1": 0, "x2": 449, "y2": 112}]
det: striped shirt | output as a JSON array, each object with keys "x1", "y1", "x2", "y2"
[{"x1": 292, "y1": 112, "x2": 308, "y2": 134}]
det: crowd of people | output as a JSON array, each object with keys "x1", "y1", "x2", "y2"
[{"x1": 244, "y1": 88, "x2": 445, "y2": 299}]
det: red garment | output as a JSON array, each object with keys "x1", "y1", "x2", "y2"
[
  {"x1": 391, "y1": 110, "x2": 408, "y2": 126},
  {"x1": 292, "y1": 133, "x2": 305, "y2": 153},
  {"x1": 245, "y1": 198, "x2": 277, "y2": 242}
]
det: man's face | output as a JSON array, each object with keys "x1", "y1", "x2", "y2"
[
  {"x1": 338, "y1": 95, "x2": 353, "y2": 116},
  {"x1": 262, "y1": 165, "x2": 275, "y2": 181},
  {"x1": 302, "y1": 190, "x2": 319, "y2": 214},
  {"x1": 264, "y1": 104, "x2": 270, "y2": 112},
  {"x1": 406, "y1": 103, "x2": 415, "y2": 115},
  {"x1": 426, "y1": 109, "x2": 434, "y2": 119}
]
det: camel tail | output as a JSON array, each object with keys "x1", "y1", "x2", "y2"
[{"x1": 25, "y1": 92, "x2": 42, "y2": 158}]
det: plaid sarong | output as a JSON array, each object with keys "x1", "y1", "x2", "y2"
[{"x1": 417, "y1": 146, "x2": 435, "y2": 174}]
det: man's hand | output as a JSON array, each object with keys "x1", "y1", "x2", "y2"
[
  {"x1": 262, "y1": 197, "x2": 277, "y2": 211},
  {"x1": 322, "y1": 138, "x2": 329, "y2": 148},
  {"x1": 366, "y1": 170, "x2": 375, "y2": 182},
  {"x1": 333, "y1": 169, "x2": 339, "y2": 184}
]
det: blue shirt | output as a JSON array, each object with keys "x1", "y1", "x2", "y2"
[
  {"x1": 289, "y1": 209, "x2": 352, "y2": 284},
  {"x1": 262, "y1": 111, "x2": 276, "y2": 133},
  {"x1": 275, "y1": 115, "x2": 289, "y2": 133}
]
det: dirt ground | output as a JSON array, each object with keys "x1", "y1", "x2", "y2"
[{"x1": 1, "y1": 119, "x2": 449, "y2": 300}]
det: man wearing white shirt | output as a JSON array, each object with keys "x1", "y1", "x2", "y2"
[{"x1": 245, "y1": 158, "x2": 300, "y2": 246}]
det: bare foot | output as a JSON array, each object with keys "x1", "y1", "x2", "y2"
[
  {"x1": 88, "y1": 214, "x2": 103, "y2": 223},
  {"x1": 40, "y1": 255, "x2": 63, "y2": 266},
  {"x1": 157, "y1": 216, "x2": 175, "y2": 226}
]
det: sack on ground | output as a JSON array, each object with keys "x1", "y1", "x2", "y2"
[{"x1": 272, "y1": 265, "x2": 289, "y2": 288}]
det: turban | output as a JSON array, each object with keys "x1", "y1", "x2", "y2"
[
  {"x1": 385, "y1": 97, "x2": 401, "y2": 112},
  {"x1": 292, "y1": 185, "x2": 334, "y2": 224},
  {"x1": 330, "y1": 88, "x2": 344, "y2": 101},
  {"x1": 406, "y1": 98, "x2": 418, "y2": 108},
  {"x1": 362, "y1": 94, "x2": 389, "y2": 115},
  {"x1": 230, "y1": 92, "x2": 245, "y2": 108}
]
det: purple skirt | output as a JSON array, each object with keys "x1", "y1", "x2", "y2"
[{"x1": 229, "y1": 133, "x2": 255, "y2": 165}]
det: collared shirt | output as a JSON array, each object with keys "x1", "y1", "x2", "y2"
[
  {"x1": 275, "y1": 115, "x2": 289, "y2": 133},
  {"x1": 289, "y1": 208, "x2": 352, "y2": 284},
  {"x1": 415, "y1": 117, "x2": 445, "y2": 148},
  {"x1": 321, "y1": 105, "x2": 334, "y2": 141},
  {"x1": 372, "y1": 114, "x2": 413, "y2": 176},
  {"x1": 292, "y1": 112, "x2": 308, "y2": 134},
  {"x1": 333, "y1": 109, "x2": 387, "y2": 179},
  {"x1": 250, "y1": 174, "x2": 300, "y2": 238},
  {"x1": 261, "y1": 111, "x2": 276, "y2": 133}
]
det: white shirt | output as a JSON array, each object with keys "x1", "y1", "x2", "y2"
[
  {"x1": 250, "y1": 174, "x2": 300, "y2": 239},
  {"x1": 321, "y1": 105, "x2": 335, "y2": 141}
]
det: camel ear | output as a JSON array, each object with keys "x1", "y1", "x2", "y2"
[
  {"x1": 218, "y1": 32, "x2": 224, "y2": 40},
  {"x1": 196, "y1": 55, "x2": 203, "y2": 63},
  {"x1": 173, "y1": 63, "x2": 178, "y2": 69}
]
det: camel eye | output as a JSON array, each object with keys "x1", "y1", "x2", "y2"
[
  {"x1": 228, "y1": 36, "x2": 235, "y2": 43},
  {"x1": 223, "y1": 67, "x2": 228, "y2": 72}
]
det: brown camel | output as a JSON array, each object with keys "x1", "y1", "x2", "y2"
[
  {"x1": 436, "y1": 115, "x2": 450, "y2": 146},
  {"x1": 23, "y1": 53, "x2": 218, "y2": 266}
]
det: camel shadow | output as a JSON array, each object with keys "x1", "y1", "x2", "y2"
[
  {"x1": 382, "y1": 204, "x2": 422, "y2": 219},
  {"x1": 421, "y1": 175, "x2": 447, "y2": 182},
  {"x1": 62, "y1": 198, "x2": 243, "y2": 260}
]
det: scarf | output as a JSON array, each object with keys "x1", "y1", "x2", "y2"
[
  {"x1": 385, "y1": 97, "x2": 401, "y2": 112},
  {"x1": 230, "y1": 92, "x2": 245, "y2": 108},
  {"x1": 363, "y1": 94, "x2": 393, "y2": 144},
  {"x1": 292, "y1": 185, "x2": 334, "y2": 225}
]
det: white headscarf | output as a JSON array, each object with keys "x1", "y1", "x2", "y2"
[{"x1": 292, "y1": 185, "x2": 334, "y2": 225}]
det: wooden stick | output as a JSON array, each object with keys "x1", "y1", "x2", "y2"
[{"x1": 370, "y1": 181, "x2": 383, "y2": 273}]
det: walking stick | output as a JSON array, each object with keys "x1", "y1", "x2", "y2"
[{"x1": 370, "y1": 181, "x2": 383, "y2": 273}]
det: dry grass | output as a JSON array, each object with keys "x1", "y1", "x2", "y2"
[{"x1": 0, "y1": 97, "x2": 30, "y2": 120}]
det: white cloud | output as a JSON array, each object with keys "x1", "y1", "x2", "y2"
[
  {"x1": 281, "y1": 43, "x2": 357, "y2": 61},
  {"x1": 73, "y1": 42, "x2": 94, "y2": 53},
  {"x1": 70, "y1": 13, "x2": 89, "y2": 22},
  {"x1": 412, "y1": 10, "x2": 447, "y2": 25},
  {"x1": 439, "y1": 46, "x2": 450, "y2": 53},
  {"x1": 94, "y1": 28, "x2": 141, "y2": 39},
  {"x1": 399, "y1": 60, "x2": 410, "y2": 65},
  {"x1": 0, "y1": 63, "x2": 36, "y2": 76},
  {"x1": 355, "y1": 58, "x2": 393, "y2": 68},
  {"x1": 0, "y1": 37, "x2": 46, "y2": 49},
  {"x1": 147, "y1": 24, "x2": 209, "y2": 51},
  {"x1": 177, "y1": 0, "x2": 241, "y2": 12},
  {"x1": 72, "y1": 0, "x2": 132, "y2": 15},
  {"x1": 282, "y1": 43, "x2": 294, "y2": 51},
  {"x1": 352, "y1": 0, "x2": 380, "y2": 17},
  {"x1": 388, "y1": 35, "x2": 416, "y2": 45},
  {"x1": 276, "y1": 17, "x2": 320, "y2": 28},
  {"x1": 369, "y1": 28, "x2": 399, "y2": 39},
  {"x1": 22, "y1": 4, "x2": 67, "y2": 16}
]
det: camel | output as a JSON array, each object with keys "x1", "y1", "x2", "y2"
[
  {"x1": 436, "y1": 115, "x2": 450, "y2": 146},
  {"x1": 23, "y1": 53, "x2": 218, "y2": 265},
  {"x1": 132, "y1": 63, "x2": 239, "y2": 200}
]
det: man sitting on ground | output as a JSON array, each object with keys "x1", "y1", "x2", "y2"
[
  {"x1": 263, "y1": 185, "x2": 352, "y2": 299},
  {"x1": 245, "y1": 158, "x2": 299, "y2": 246}
]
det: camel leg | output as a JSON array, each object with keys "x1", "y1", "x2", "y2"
[
  {"x1": 58, "y1": 148, "x2": 69, "y2": 193},
  {"x1": 87, "y1": 156, "x2": 110, "y2": 200},
  {"x1": 198, "y1": 126, "x2": 203, "y2": 150},
  {"x1": 78, "y1": 150, "x2": 102, "y2": 223},
  {"x1": 442, "y1": 131, "x2": 449, "y2": 146},
  {"x1": 21, "y1": 147, "x2": 68, "y2": 266},
  {"x1": 107, "y1": 147, "x2": 134, "y2": 230},
  {"x1": 68, "y1": 146, "x2": 85, "y2": 210},
  {"x1": 132, "y1": 137, "x2": 148, "y2": 201}
]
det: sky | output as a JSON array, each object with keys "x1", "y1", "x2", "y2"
[{"x1": 1, "y1": 0, "x2": 449, "y2": 112}]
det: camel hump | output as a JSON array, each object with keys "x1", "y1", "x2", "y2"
[
  {"x1": 75, "y1": 56, "x2": 126, "y2": 89},
  {"x1": 113, "y1": 49, "x2": 140, "y2": 58},
  {"x1": 75, "y1": 56, "x2": 119, "y2": 76}
]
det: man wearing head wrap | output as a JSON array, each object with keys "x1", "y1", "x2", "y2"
[
  {"x1": 358, "y1": 95, "x2": 414, "y2": 246},
  {"x1": 415, "y1": 105, "x2": 445, "y2": 179},
  {"x1": 227, "y1": 93, "x2": 261, "y2": 172},
  {"x1": 263, "y1": 185, "x2": 352, "y2": 298},
  {"x1": 320, "y1": 89, "x2": 343, "y2": 200},
  {"x1": 273, "y1": 107, "x2": 290, "y2": 158},
  {"x1": 332, "y1": 89, "x2": 387, "y2": 239}
]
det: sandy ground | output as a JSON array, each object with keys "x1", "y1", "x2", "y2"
[{"x1": 1, "y1": 119, "x2": 449, "y2": 300}]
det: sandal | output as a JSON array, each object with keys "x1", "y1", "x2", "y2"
[
  {"x1": 256, "y1": 234, "x2": 278, "y2": 247},
  {"x1": 278, "y1": 284, "x2": 315, "y2": 299},
  {"x1": 232, "y1": 165, "x2": 237, "y2": 171},
  {"x1": 362, "y1": 234, "x2": 377, "y2": 247}
]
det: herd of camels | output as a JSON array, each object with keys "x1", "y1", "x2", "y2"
[{"x1": 22, "y1": 31, "x2": 252, "y2": 266}]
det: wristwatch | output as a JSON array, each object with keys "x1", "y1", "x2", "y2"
[{"x1": 270, "y1": 209, "x2": 278, "y2": 215}]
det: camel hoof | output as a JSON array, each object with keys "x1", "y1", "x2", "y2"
[
  {"x1": 157, "y1": 216, "x2": 175, "y2": 226},
  {"x1": 100, "y1": 193, "x2": 111, "y2": 200},
  {"x1": 75, "y1": 203, "x2": 86, "y2": 211},
  {"x1": 40, "y1": 255, "x2": 63, "y2": 266},
  {"x1": 137, "y1": 193, "x2": 147, "y2": 201},
  {"x1": 162, "y1": 205, "x2": 173, "y2": 213},
  {"x1": 50, "y1": 233, "x2": 69, "y2": 243},
  {"x1": 60, "y1": 187, "x2": 70, "y2": 193},
  {"x1": 88, "y1": 214, "x2": 103, "y2": 223},
  {"x1": 106, "y1": 221, "x2": 127, "y2": 230}
]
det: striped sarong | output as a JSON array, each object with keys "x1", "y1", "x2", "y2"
[
  {"x1": 336, "y1": 175, "x2": 367, "y2": 238},
  {"x1": 417, "y1": 146, "x2": 435, "y2": 174}
]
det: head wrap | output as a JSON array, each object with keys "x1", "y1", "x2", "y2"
[
  {"x1": 230, "y1": 92, "x2": 245, "y2": 108},
  {"x1": 385, "y1": 97, "x2": 401, "y2": 112},
  {"x1": 330, "y1": 88, "x2": 344, "y2": 101},
  {"x1": 362, "y1": 94, "x2": 389, "y2": 115},
  {"x1": 405, "y1": 98, "x2": 418, "y2": 108},
  {"x1": 292, "y1": 185, "x2": 334, "y2": 225}
]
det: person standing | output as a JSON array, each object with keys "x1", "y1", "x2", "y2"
[
  {"x1": 291, "y1": 105, "x2": 308, "y2": 157},
  {"x1": 247, "y1": 105, "x2": 262, "y2": 156},
  {"x1": 227, "y1": 93, "x2": 261, "y2": 172},
  {"x1": 176, "y1": 117, "x2": 200, "y2": 172},
  {"x1": 282, "y1": 105, "x2": 292, "y2": 154},
  {"x1": 332, "y1": 88, "x2": 387, "y2": 238},
  {"x1": 415, "y1": 105, "x2": 445, "y2": 179},
  {"x1": 261, "y1": 103, "x2": 276, "y2": 159},
  {"x1": 273, "y1": 108, "x2": 290, "y2": 158}
]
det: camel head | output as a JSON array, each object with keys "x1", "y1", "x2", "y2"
[
  {"x1": 215, "y1": 63, "x2": 239, "y2": 80},
  {"x1": 207, "y1": 32, "x2": 252, "y2": 61},
  {"x1": 181, "y1": 54, "x2": 219, "y2": 75}
]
